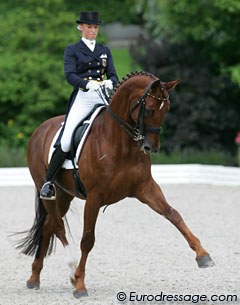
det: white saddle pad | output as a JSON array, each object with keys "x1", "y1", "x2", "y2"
[{"x1": 48, "y1": 106, "x2": 105, "y2": 169}]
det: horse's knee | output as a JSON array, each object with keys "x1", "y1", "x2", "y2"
[{"x1": 81, "y1": 230, "x2": 95, "y2": 253}]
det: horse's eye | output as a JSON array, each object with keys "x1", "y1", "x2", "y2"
[{"x1": 145, "y1": 109, "x2": 154, "y2": 118}]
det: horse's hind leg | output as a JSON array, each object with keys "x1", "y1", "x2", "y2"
[
  {"x1": 44, "y1": 181, "x2": 78, "y2": 242},
  {"x1": 27, "y1": 214, "x2": 55, "y2": 289},
  {"x1": 27, "y1": 189, "x2": 73, "y2": 289},
  {"x1": 137, "y1": 180, "x2": 215, "y2": 268}
]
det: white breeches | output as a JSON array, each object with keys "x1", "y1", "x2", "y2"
[{"x1": 60, "y1": 89, "x2": 105, "y2": 152}]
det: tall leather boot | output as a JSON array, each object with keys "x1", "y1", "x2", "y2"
[{"x1": 40, "y1": 145, "x2": 68, "y2": 200}]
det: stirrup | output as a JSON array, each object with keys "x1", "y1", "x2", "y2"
[{"x1": 40, "y1": 181, "x2": 56, "y2": 200}]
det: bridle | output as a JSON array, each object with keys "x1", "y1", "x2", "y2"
[{"x1": 106, "y1": 80, "x2": 169, "y2": 146}]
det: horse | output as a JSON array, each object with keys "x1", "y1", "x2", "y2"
[{"x1": 17, "y1": 71, "x2": 215, "y2": 298}]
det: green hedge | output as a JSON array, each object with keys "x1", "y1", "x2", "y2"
[
  {"x1": 0, "y1": 0, "x2": 139, "y2": 149},
  {"x1": 151, "y1": 149, "x2": 237, "y2": 166},
  {"x1": 0, "y1": 144, "x2": 237, "y2": 167}
]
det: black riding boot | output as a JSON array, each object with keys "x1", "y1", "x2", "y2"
[{"x1": 40, "y1": 145, "x2": 68, "y2": 200}]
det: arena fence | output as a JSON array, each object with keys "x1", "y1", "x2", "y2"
[{"x1": 0, "y1": 165, "x2": 240, "y2": 187}]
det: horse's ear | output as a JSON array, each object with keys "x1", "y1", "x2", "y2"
[
  {"x1": 151, "y1": 79, "x2": 161, "y2": 90},
  {"x1": 165, "y1": 80, "x2": 180, "y2": 91}
]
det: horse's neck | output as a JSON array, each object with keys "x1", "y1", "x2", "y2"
[
  {"x1": 93, "y1": 92, "x2": 135, "y2": 156},
  {"x1": 110, "y1": 75, "x2": 150, "y2": 117},
  {"x1": 110, "y1": 87, "x2": 132, "y2": 121},
  {"x1": 102, "y1": 109, "x2": 134, "y2": 154}
]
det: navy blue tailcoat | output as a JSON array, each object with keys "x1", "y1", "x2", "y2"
[{"x1": 64, "y1": 40, "x2": 119, "y2": 92}]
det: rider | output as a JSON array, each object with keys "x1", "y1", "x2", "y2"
[{"x1": 40, "y1": 11, "x2": 119, "y2": 200}]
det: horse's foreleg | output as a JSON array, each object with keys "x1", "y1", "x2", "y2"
[
  {"x1": 73, "y1": 199, "x2": 100, "y2": 298},
  {"x1": 137, "y1": 180, "x2": 215, "y2": 268}
]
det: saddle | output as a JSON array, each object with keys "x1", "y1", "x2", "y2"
[
  {"x1": 49, "y1": 104, "x2": 106, "y2": 198},
  {"x1": 70, "y1": 104, "x2": 106, "y2": 198},
  {"x1": 71, "y1": 103, "x2": 105, "y2": 157}
]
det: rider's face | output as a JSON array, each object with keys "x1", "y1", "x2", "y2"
[{"x1": 79, "y1": 24, "x2": 99, "y2": 40}]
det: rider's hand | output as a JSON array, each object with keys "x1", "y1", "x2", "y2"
[
  {"x1": 86, "y1": 81, "x2": 100, "y2": 91},
  {"x1": 103, "y1": 79, "x2": 113, "y2": 90}
]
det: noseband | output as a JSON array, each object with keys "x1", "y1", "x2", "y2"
[{"x1": 107, "y1": 80, "x2": 169, "y2": 145}]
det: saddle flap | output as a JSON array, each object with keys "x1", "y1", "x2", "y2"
[{"x1": 48, "y1": 105, "x2": 106, "y2": 170}]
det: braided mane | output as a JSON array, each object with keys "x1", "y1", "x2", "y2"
[{"x1": 109, "y1": 71, "x2": 157, "y2": 103}]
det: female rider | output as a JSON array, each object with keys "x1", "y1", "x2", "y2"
[{"x1": 40, "y1": 11, "x2": 119, "y2": 200}]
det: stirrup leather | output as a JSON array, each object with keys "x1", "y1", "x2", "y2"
[{"x1": 40, "y1": 181, "x2": 56, "y2": 200}]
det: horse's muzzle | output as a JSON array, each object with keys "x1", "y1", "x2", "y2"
[
  {"x1": 143, "y1": 145, "x2": 159, "y2": 154},
  {"x1": 143, "y1": 145, "x2": 152, "y2": 154},
  {"x1": 142, "y1": 138, "x2": 160, "y2": 154}
]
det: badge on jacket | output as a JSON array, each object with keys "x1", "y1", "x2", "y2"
[{"x1": 100, "y1": 54, "x2": 107, "y2": 67}]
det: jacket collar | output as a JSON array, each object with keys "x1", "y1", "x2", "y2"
[
  {"x1": 81, "y1": 37, "x2": 96, "y2": 51},
  {"x1": 77, "y1": 40, "x2": 102, "y2": 57}
]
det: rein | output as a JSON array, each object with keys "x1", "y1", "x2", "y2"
[{"x1": 106, "y1": 80, "x2": 166, "y2": 144}]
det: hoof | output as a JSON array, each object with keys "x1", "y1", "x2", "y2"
[
  {"x1": 73, "y1": 289, "x2": 88, "y2": 299},
  {"x1": 196, "y1": 255, "x2": 215, "y2": 268},
  {"x1": 26, "y1": 281, "x2": 40, "y2": 289}
]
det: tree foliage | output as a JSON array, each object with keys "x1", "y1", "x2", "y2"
[
  {"x1": 131, "y1": 38, "x2": 239, "y2": 152},
  {"x1": 131, "y1": 0, "x2": 240, "y2": 153},
  {"x1": 0, "y1": 0, "x2": 138, "y2": 148},
  {"x1": 135, "y1": 0, "x2": 240, "y2": 84}
]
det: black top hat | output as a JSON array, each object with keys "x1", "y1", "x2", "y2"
[{"x1": 76, "y1": 11, "x2": 102, "y2": 25}]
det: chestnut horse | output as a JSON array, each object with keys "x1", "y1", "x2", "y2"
[{"x1": 18, "y1": 72, "x2": 214, "y2": 298}]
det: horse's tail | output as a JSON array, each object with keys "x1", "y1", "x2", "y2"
[{"x1": 15, "y1": 189, "x2": 56, "y2": 256}]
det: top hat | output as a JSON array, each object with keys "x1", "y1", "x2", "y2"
[{"x1": 76, "y1": 11, "x2": 102, "y2": 25}]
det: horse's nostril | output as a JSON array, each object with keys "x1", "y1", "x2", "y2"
[{"x1": 144, "y1": 146, "x2": 151, "y2": 153}]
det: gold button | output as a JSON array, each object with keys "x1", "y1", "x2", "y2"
[
  {"x1": 88, "y1": 77, "x2": 92, "y2": 80},
  {"x1": 97, "y1": 62, "x2": 100, "y2": 66}
]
